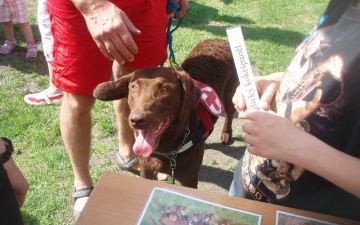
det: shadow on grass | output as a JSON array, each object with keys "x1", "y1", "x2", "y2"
[
  {"x1": 178, "y1": 1, "x2": 305, "y2": 48},
  {"x1": 206, "y1": 140, "x2": 246, "y2": 158},
  {"x1": 21, "y1": 210, "x2": 40, "y2": 225},
  {"x1": 200, "y1": 143, "x2": 246, "y2": 190},
  {"x1": 199, "y1": 165, "x2": 234, "y2": 191}
]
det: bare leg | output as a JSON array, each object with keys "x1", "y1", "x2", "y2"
[
  {"x1": 17, "y1": 22, "x2": 34, "y2": 43},
  {"x1": 60, "y1": 92, "x2": 95, "y2": 212},
  {"x1": 1, "y1": 21, "x2": 15, "y2": 41},
  {"x1": 112, "y1": 61, "x2": 139, "y2": 171}
]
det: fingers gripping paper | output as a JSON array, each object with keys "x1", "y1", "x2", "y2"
[{"x1": 226, "y1": 26, "x2": 261, "y2": 110}]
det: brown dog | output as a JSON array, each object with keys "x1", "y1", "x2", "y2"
[{"x1": 93, "y1": 38, "x2": 239, "y2": 188}]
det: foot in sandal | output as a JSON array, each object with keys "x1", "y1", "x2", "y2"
[
  {"x1": 72, "y1": 187, "x2": 94, "y2": 221},
  {"x1": 117, "y1": 151, "x2": 169, "y2": 180},
  {"x1": 26, "y1": 43, "x2": 38, "y2": 58},
  {"x1": 0, "y1": 40, "x2": 17, "y2": 55},
  {"x1": 24, "y1": 89, "x2": 63, "y2": 106},
  {"x1": 116, "y1": 153, "x2": 140, "y2": 176}
]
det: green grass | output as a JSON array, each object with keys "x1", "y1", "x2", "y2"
[
  {"x1": 0, "y1": 0, "x2": 327, "y2": 224},
  {"x1": 210, "y1": 159, "x2": 217, "y2": 166}
]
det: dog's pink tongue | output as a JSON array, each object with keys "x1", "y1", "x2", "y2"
[{"x1": 133, "y1": 130, "x2": 156, "y2": 158}]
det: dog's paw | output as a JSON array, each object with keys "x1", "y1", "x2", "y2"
[{"x1": 220, "y1": 132, "x2": 232, "y2": 145}]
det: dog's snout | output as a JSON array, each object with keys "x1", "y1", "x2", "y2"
[{"x1": 130, "y1": 112, "x2": 148, "y2": 127}]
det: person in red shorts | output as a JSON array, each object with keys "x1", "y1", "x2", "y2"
[{"x1": 46, "y1": 0, "x2": 189, "y2": 218}]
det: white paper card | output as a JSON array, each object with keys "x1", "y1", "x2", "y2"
[
  {"x1": 226, "y1": 26, "x2": 261, "y2": 110},
  {"x1": 276, "y1": 210, "x2": 339, "y2": 225}
]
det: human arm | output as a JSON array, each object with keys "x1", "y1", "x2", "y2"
[
  {"x1": 0, "y1": 140, "x2": 29, "y2": 207},
  {"x1": 71, "y1": 0, "x2": 141, "y2": 65},
  {"x1": 240, "y1": 110, "x2": 360, "y2": 198},
  {"x1": 232, "y1": 72, "x2": 285, "y2": 112}
]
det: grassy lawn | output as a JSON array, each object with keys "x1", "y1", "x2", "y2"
[{"x1": 0, "y1": 0, "x2": 327, "y2": 224}]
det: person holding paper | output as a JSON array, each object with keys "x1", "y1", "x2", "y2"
[{"x1": 230, "y1": 0, "x2": 360, "y2": 221}]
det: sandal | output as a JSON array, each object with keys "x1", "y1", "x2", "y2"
[
  {"x1": 72, "y1": 187, "x2": 94, "y2": 200},
  {"x1": 24, "y1": 90, "x2": 63, "y2": 106},
  {"x1": 116, "y1": 153, "x2": 140, "y2": 176},
  {"x1": 0, "y1": 40, "x2": 17, "y2": 55},
  {"x1": 72, "y1": 187, "x2": 94, "y2": 220},
  {"x1": 26, "y1": 43, "x2": 38, "y2": 58}
]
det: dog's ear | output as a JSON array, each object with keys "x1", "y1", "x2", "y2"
[
  {"x1": 93, "y1": 73, "x2": 133, "y2": 101},
  {"x1": 177, "y1": 71, "x2": 202, "y2": 122}
]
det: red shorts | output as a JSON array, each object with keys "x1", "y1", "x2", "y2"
[{"x1": 50, "y1": 0, "x2": 168, "y2": 95}]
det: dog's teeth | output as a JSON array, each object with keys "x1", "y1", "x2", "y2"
[{"x1": 156, "y1": 121, "x2": 164, "y2": 133}]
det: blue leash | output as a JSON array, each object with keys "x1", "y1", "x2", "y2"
[
  {"x1": 166, "y1": 0, "x2": 183, "y2": 70},
  {"x1": 167, "y1": 0, "x2": 181, "y2": 17}
]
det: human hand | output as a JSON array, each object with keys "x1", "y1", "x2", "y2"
[
  {"x1": 4, "y1": 158, "x2": 29, "y2": 207},
  {"x1": 167, "y1": 0, "x2": 189, "y2": 19},
  {"x1": 80, "y1": 1, "x2": 141, "y2": 65},
  {"x1": 232, "y1": 72, "x2": 284, "y2": 112},
  {"x1": 240, "y1": 109, "x2": 308, "y2": 162}
]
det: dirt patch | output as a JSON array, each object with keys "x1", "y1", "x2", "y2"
[{"x1": 199, "y1": 115, "x2": 246, "y2": 195}]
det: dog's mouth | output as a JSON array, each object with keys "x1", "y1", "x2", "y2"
[{"x1": 133, "y1": 117, "x2": 170, "y2": 158}]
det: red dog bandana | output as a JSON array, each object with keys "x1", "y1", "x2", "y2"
[{"x1": 195, "y1": 80, "x2": 223, "y2": 137}]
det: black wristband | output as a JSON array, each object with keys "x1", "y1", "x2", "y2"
[{"x1": 0, "y1": 137, "x2": 14, "y2": 164}]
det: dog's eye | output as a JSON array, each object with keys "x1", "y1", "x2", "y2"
[
  {"x1": 160, "y1": 86, "x2": 168, "y2": 93},
  {"x1": 131, "y1": 84, "x2": 137, "y2": 91}
]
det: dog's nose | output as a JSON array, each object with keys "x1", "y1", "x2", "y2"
[{"x1": 130, "y1": 113, "x2": 147, "y2": 127}]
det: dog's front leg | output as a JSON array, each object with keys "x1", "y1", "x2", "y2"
[
  {"x1": 138, "y1": 158, "x2": 156, "y2": 180},
  {"x1": 141, "y1": 169, "x2": 155, "y2": 180},
  {"x1": 179, "y1": 176, "x2": 198, "y2": 189}
]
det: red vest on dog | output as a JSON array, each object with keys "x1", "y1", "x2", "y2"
[{"x1": 195, "y1": 80, "x2": 223, "y2": 138}]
